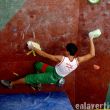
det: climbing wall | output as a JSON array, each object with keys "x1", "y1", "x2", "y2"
[
  {"x1": 0, "y1": 0, "x2": 79, "y2": 107},
  {"x1": 75, "y1": 0, "x2": 110, "y2": 106},
  {"x1": 1, "y1": 0, "x2": 110, "y2": 108}
]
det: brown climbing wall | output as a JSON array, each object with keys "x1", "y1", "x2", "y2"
[
  {"x1": 1, "y1": 0, "x2": 110, "y2": 108},
  {"x1": 0, "y1": 0, "x2": 79, "y2": 107},
  {"x1": 75, "y1": 0, "x2": 110, "y2": 106}
]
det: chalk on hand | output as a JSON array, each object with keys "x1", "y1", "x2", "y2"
[
  {"x1": 89, "y1": 29, "x2": 101, "y2": 39},
  {"x1": 27, "y1": 41, "x2": 41, "y2": 50}
]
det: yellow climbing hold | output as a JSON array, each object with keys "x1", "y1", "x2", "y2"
[{"x1": 26, "y1": 50, "x2": 36, "y2": 56}]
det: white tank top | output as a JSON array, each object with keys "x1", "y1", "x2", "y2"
[{"x1": 55, "y1": 56, "x2": 79, "y2": 77}]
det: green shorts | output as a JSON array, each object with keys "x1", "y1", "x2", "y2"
[{"x1": 25, "y1": 62, "x2": 62, "y2": 85}]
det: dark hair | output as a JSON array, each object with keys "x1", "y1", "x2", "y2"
[{"x1": 66, "y1": 43, "x2": 78, "y2": 56}]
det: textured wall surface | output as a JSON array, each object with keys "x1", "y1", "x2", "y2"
[
  {"x1": 0, "y1": 0, "x2": 110, "y2": 108},
  {"x1": 75, "y1": 0, "x2": 110, "y2": 105},
  {"x1": 0, "y1": 0, "x2": 79, "y2": 107}
]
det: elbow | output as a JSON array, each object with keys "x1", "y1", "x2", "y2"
[
  {"x1": 89, "y1": 52, "x2": 95, "y2": 58},
  {"x1": 90, "y1": 50, "x2": 95, "y2": 58},
  {"x1": 91, "y1": 53, "x2": 95, "y2": 58}
]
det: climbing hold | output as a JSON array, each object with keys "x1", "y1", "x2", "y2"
[
  {"x1": 12, "y1": 28, "x2": 17, "y2": 32},
  {"x1": 26, "y1": 50, "x2": 33, "y2": 55},
  {"x1": 93, "y1": 64, "x2": 100, "y2": 70},
  {"x1": 27, "y1": 41, "x2": 41, "y2": 50},
  {"x1": 26, "y1": 50, "x2": 36, "y2": 56},
  {"x1": 32, "y1": 50, "x2": 36, "y2": 56},
  {"x1": 13, "y1": 72, "x2": 19, "y2": 76},
  {"x1": 89, "y1": 29, "x2": 101, "y2": 39},
  {"x1": 88, "y1": 0, "x2": 100, "y2": 4}
]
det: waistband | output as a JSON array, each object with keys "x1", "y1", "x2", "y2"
[{"x1": 53, "y1": 68, "x2": 63, "y2": 80}]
